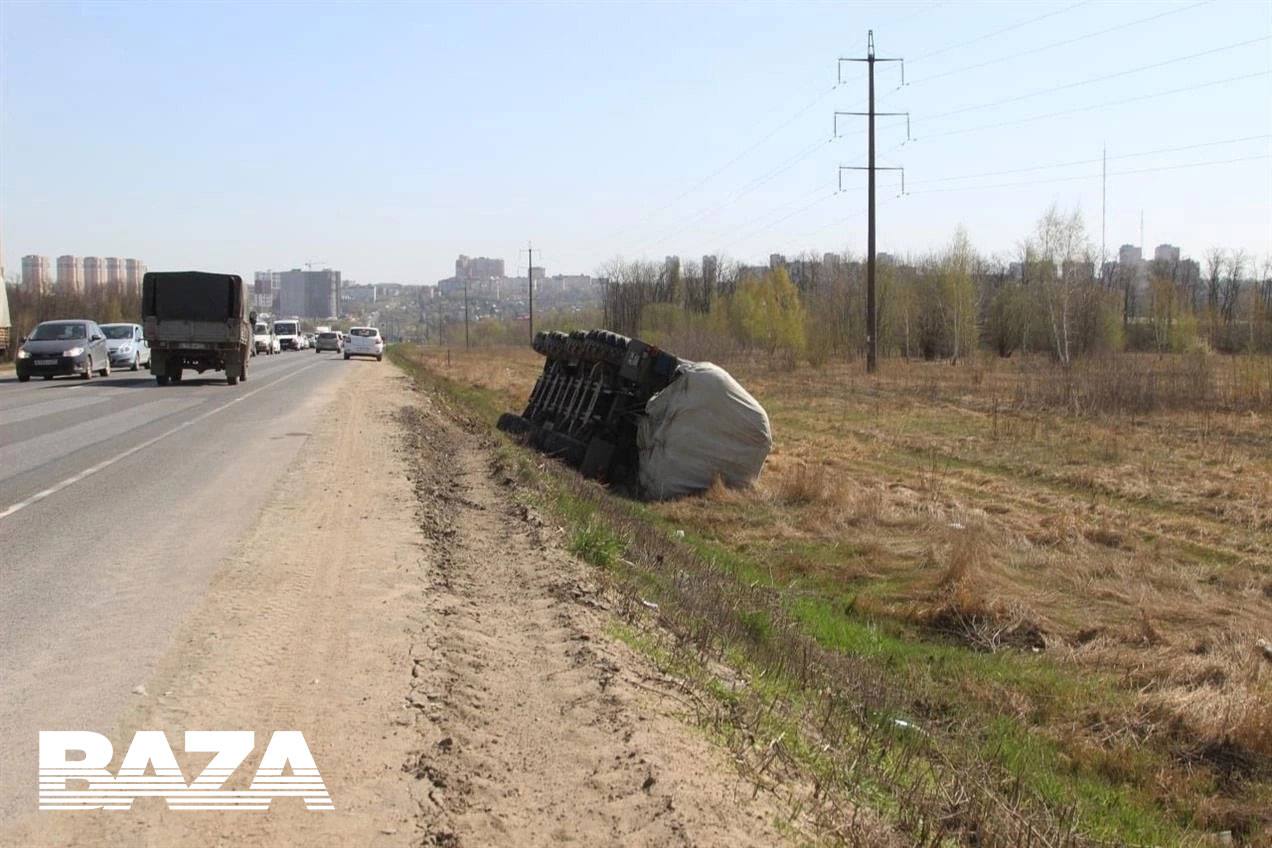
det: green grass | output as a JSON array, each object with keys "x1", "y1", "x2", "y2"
[{"x1": 389, "y1": 344, "x2": 1205, "y2": 846}]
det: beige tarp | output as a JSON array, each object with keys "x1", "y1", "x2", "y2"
[{"x1": 637, "y1": 362, "x2": 772, "y2": 500}]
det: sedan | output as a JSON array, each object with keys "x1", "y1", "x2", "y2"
[
  {"x1": 101, "y1": 323, "x2": 152, "y2": 371},
  {"x1": 15, "y1": 320, "x2": 112, "y2": 382}
]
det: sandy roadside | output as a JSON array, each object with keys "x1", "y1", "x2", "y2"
[{"x1": 5, "y1": 357, "x2": 792, "y2": 847}]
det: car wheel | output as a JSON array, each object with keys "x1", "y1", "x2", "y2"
[
  {"x1": 131, "y1": 354, "x2": 140, "y2": 371},
  {"x1": 82, "y1": 357, "x2": 93, "y2": 380},
  {"x1": 101, "y1": 359, "x2": 111, "y2": 377},
  {"x1": 376, "y1": 355, "x2": 382, "y2": 362},
  {"x1": 18, "y1": 374, "x2": 30, "y2": 382}
]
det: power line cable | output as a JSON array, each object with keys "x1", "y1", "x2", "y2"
[
  {"x1": 907, "y1": 153, "x2": 1270, "y2": 195},
  {"x1": 908, "y1": 133, "x2": 1271, "y2": 185},
  {"x1": 602, "y1": 84, "x2": 839, "y2": 248},
  {"x1": 920, "y1": 35, "x2": 1270, "y2": 125},
  {"x1": 916, "y1": 70, "x2": 1270, "y2": 141},
  {"x1": 910, "y1": 0, "x2": 1091, "y2": 62},
  {"x1": 906, "y1": 0, "x2": 1213, "y2": 86}
]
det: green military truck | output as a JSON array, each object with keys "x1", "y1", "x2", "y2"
[{"x1": 143, "y1": 271, "x2": 255, "y2": 386}]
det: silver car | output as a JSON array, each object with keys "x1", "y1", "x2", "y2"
[{"x1": 100, "y1": 323, "x2": 151, "y2": 371}]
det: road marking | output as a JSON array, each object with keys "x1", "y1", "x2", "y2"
[{"x1": 0, "y1": 360, "x2": 326, "y2": 522}]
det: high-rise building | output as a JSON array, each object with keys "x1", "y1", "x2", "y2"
[
  {"x1": 1117, "y1": 244, "x2": 1143, "y2": 266},
  {"x1": 22, "y1": 255, "x2": 51, "y2": 293},
  {"x1": 56, "y1": 256, "x2": 83, "y2": 292},
  {"x1": 105, "y1": 257, "x2": 125, "y2": 287},
  {"x1": 1153, "y1": 244, "x2": 1181, "y2": 264},
  {"x1": 455, "y1": 255, "x2": 505, "y2": 280},
  {"x1": 124, "y1": 258, "x2": 146, "y2": 293},
  {"x1": 278, "y1": 268, "x2": 341, "y2": 318},
  {"x1": 83, "y1": 257, "x2": 107, "y2": 288}
]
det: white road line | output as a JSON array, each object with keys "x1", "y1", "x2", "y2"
[{"x1": 0, "y1": 360, "x2": 325, "y2": 522}]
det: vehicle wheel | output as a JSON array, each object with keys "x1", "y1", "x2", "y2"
[
  {"x1": 376, "y1": 355, "x2": 382, "y2": 362},
  {"x1": 44, "y1": 375, "x2": 54, "y2": 381},
  {"x1": 240, "y1": 359, "x2": 247, "y2": 383},
  {"x1": 227, "y1": 372, "x2": 238, "y2": 386},
  {"x1": 170, "y1": 365, "x2": 183, "y2": 383},
  {"x1": 343, "y1": 353, "x2": 350, "y2": 360},
  {"x1": 101, "y1": 359, "x2": 111, "y2": 377},
  {"x1": 18, "y1": 374, "x2": 30, "y2": 382},
  {"x1": 131, "y1": 354, "x2": 140, "y2": 371},
  {"x1": 156, "y1": 374, "x2": 169, "y2": 386},
  {"x1": 82, "y1": 358, "x2": 93, "y2": 380}
]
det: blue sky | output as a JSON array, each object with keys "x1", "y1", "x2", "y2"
[{"x1": 2, "y1": 0, "x2": 1269, "y2": 285}]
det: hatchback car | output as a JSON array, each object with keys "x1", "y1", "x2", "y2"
[
  {"x1": 344, "y1": 326, "x2": 384, "y2": 361},
  {"x1": 314, "y1": 331, "x2": 343, "y2": 353},
  {"x1": 100, "y1": 323, "x2": 151, "y2": 371},
  {"x1": 15, "y1": 319, "x2": 112, "y2": 382}
]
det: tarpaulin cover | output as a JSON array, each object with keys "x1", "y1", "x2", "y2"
[{"x1": 637, "y1": 362, "x2": 772, "y2": 500}]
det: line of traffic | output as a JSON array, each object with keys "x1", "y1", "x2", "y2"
[{"x1": 0, "y1": 358, "x2": 326, "y2": 523}]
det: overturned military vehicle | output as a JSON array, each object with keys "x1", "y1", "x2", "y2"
[{"x1": 497, "y1": 330, "x2": 772, "y2": 500}]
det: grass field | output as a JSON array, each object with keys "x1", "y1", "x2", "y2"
[{"x1": 396, "y1": 344, "x2": 1271, "y2": 845}]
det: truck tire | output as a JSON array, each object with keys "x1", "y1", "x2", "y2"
[
  {"x1": 227, "y1": 373, "x2": 238, "y2": 386},
  {"x1": 18, "y1": 375, "x2": 30, "y2": 383},
  {"x1": 156, "y1": 374, "x2": 169, "y2": 386}
]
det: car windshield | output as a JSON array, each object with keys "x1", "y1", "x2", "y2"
[
  {"x1": 101, "y1": 325, "x2": 134, "y2": 339},
  {"x1": 350, "y1": 328, "x2": 377, "y2": 337},
  {"x1": 274, "y1": 322, "x2": 298, "y2": 335},
  {"x1": 255, "y1": 324, "x2": 269, "y2": 333},
  {"x1": 31, "y1": 322, "x2": 87, "y2": 341}
]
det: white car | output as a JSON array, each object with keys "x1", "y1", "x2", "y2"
[
  {"x1": 253, "y1": 322, "x2": 280, "y2": 355},
  {"x1": 344, "y1": 326, "x2": 384, "y2": 361}
]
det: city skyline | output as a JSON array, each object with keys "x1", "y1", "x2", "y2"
[{"x1": 2, "y1": 1, "x2": 1269, "y2": 287}]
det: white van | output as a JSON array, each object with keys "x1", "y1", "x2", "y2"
[{"x1": 273, "y1": 319, "x2": 302, "y2": 351}]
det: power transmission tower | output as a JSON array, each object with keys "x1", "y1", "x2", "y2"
[{"x1": 837, "y1": 31, "x2": 905, "y2": 374}]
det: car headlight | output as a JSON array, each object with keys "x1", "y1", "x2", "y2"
[
  {"x1": 119, "y1": 344, "x2": 133, "y2": 353},
  {"x1": 65, "y1": 347, "x2": 85, "y2": 357},
  {"x1": 17, "y1": 349, "x2": 31, "y2": 359}
]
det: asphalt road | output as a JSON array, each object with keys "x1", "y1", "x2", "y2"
[{"x1": 0, "y1": 349, "x2": 357, "y2": 821}]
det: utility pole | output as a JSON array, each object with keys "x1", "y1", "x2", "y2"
[
  {"x1": 1101, "y1": 144, "x2": 1107, "y2": 275},
  {"x1": 463, "y1": 278, "x2": 470, "y2": 350},
  {"x1": 837, "y1": 31, "x2": 905, "y2": 374},
  {"x1": 516, "y1": 240, "x2": 536, "y2": 343}
]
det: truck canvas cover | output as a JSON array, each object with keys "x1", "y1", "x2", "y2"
[
  {"x1": 637, "y1": 362, "x2": 772, "y2": 500},
  {"x1": 144, "y1": 272, "x2": 240, "y2": 322}
]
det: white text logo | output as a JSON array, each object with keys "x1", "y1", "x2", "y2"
[{"x1": 39, "y1": 731, "x2": 334, "y2": 811}]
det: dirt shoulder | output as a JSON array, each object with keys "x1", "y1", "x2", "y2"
[{"x1": 6, "y1": 358, "x2": 791, "y2": 847}]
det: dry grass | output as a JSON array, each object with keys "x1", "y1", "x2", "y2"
[{"x1": 400, "y1": 343, "x2": 1272, "y2": 840}]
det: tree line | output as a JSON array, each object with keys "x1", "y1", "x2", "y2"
[{"x1": 600, "y1": 206, "x2": 1272, "y2": 365}]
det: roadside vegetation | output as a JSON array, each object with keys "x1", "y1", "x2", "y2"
[{"x1": 391, "y1": 339, "x2": 1270, "y2": 847}]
